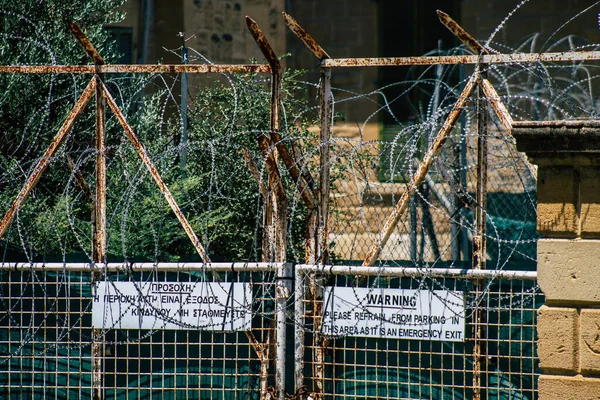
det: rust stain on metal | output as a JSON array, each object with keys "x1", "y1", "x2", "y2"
[
  {"x1": 246, "y1": 16, "x2": 281, "y2": 73},
  {"x1": 282, "y1": 12, "x2": 330, "y2": 60},
  {"x1": 362, "y1": 74, "x2": 478, "y2": 266},
  {"x1": 94, "y1": 75, "x2": 107, "y2": 264},
  {"x1": 318, "y1": 68, "x2": 332, "y2": 266},
  {"x1": 92, "y1": 328, "x2": 103, "y2": 400},
  {"x1": 66, "y1": 21, "x2": 105, "y2": 65},
  {"x1": 0, "y1": 78, "x2": 96, "y2": 241},
  {"x1": 0, "y1": 64, "x2": 271, "y2": 74},
  {"x1": 481, "y1": 78, "x2": 513, "y2": 132},
  {"x1": 472, "y1": 76, "x2": 489, "y2": 399},
  {"x1": 320, "y1": 51, "x2": 600, "y2": 68},
  {"x1": 437, "y1": 10, "x2": 487, "y2": 55},
  {"x1": 474, "y1": 77, "x2": 488, "y2": 272},
  {"x1": 100, "y1": 81, "x2": 211, "y2": 264},
  {"x1": 2, "y1": 51, "x2": 600, "y2": 74}
]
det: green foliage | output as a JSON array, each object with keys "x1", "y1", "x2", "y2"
[
  {"x1": 116, "y1": 71, "x2": 317, "y2": 262},
  {"x1": 0, "y1": 0, "x2": 131, "y2": 261},
  {"x1": 0, "y1": 1, "x2": 317, "y2": 262}
]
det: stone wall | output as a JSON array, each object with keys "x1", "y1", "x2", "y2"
[{"x1": 513, "y1": 120, "x2": 600, "y2": 400}]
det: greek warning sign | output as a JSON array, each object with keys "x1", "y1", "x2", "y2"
[
  {"x1": 92, "y1": 281, "x2": 251, "y2": 331},
  {"x1": 321, "y1": 287, "x2": 465, "y2": 342}
]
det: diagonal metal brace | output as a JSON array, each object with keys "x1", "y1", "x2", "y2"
[
  {"x1": 0, "y1": 79, "x2": 97, "y2": 241},
  {"x1": 437, "y1": 10, "x2": 513, "y2": 132},
  {"x1": 100, "y1": 81, "x2": 211, "y2": 264},
  {"x1": 362, "y1": 74, "x2": 478, "y2": 266},
  {"x1": 282, "y1": 12, "x2": 330, "y2": 60},
  {"x1": 437, "y1": 10, "x2": 488, "y2": 56},
  {"x1": 66, "y1": 21, "x2": 105, "y2": 65},
  {"x1": 246, "y1": 16, "x2": 317, "y2": 210}
]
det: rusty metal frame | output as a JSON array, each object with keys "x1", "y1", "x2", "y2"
[
  {"x1": 0, "y1": 21, "x2": 281, "y2": 399},
  {"x1": 283, "y1": 12, "x2": 333, "y2": 399},
  {"x1": 280, "y1": 8, "x2": 559, "y2": 399},
  {"x1": 320, "y1": 51, "x2": 600, "y2": 67},
  {"x1": 0, "y1": 64, "x2": 270, "y2": 74}
]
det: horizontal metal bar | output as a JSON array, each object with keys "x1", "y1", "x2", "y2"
[
  {"x1": 0, "y1": 262, "x2": 282, "y2": 272},
  {"x1": 0, "y1": 64, "x2": 271, "y2": 74},
  {"x1": 3, "y1": 50, "x2": 599, "y2": 75},
  {"x1": 322, "y1": 51, "x2": 600, "y2": 67},
  {"x1": 296, "y1": 264, "x2": 537, "y2": 280}
]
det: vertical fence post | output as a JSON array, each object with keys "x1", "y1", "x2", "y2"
[
  {"x1": 64, "y1": 22, "x2": 109, "y2": 399},
  {"x1": 472, "y1": 68, "x2": 488, "y2": 400},
  {"x1": 276, "y1": 263, "x2": 293, "y2": 399},
  {"x1": 451, "y1": 143, "x2": 462, "y2": 261},
  {"x1": 93, "y1": 67, "x2": 107, "y2": 400},
  {"x1": 280, "y1": 14, "x2": 332, "y2": 396},
  {"x1": 294, "y1": 266, "x2": 305, "y2": 392},
  {"x1": 179, "y1": 32, "x2": 188, "y2": 177},
  {"x1": 318, "y1": 66, "x2": 332, "y2": 265},
  {"x1": 313, "y1": 65, "x2": 333, "y2": 398}
]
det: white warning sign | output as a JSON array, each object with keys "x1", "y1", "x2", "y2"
[
  {"x1": 92, "y1": 281, "x2": 251, "y2": 331},
  {"x1": 321, "y1": 287, "x2": 465, "y2": 342}
]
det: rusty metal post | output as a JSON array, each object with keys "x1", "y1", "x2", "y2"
[
  {"x1": 310, "y1": 65, "x2": 333, "y2": 400},
  {"x1": 65, "y1": 23, "x2": 108, "y2": 399},
  {"x1": 451, "y1": 143, "x2": 462, "y2": 261},
  {"x1": 435, "y1": 12, "x2": 495, "y2": 397},
  {"x1": 93, "y1": 74, "x2": 107, "y2": 264},
  {"x1": 472, "y1": 70, "x2": 488, "y2": 400},
  {"x1": 282, "y1": 14, "x2": 332, "y2": 397},
  {"x1": 474, "y1": 74, "x2": 488, "y2": 272},
  {"x1": 92, "y1": 75, "x2": 106, "y2": 400},
  {"x1": 246, "y1": 16, "x2": 292, "y2": 399},
  {"x1": 318, "y1": 67, "x2": 332, "y2": 266}
]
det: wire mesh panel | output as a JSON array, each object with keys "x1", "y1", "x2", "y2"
[
  {"x1": 0, "y1": 263, "x2": 278, "y2": 399},
  {"x1": 0, "y1": 269, "x2": 93, "y2": 399},
  {"x1": 295, "y1": 265, "x2": 543, "y2": 400}
]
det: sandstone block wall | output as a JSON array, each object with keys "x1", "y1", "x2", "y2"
[{"x1": 513, "y1": 120, "x2": 600, "y2": 399}]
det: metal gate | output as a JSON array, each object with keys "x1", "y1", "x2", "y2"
[
  {"x1": 0, "y1": 262, "x2": 541, "y2": 399},
  {"x1": 0, "y1": 262, "x2": 282, "y2": 399},
  {"x1": 294, "y1": 265, "x2": 543, "y2": 400}
]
